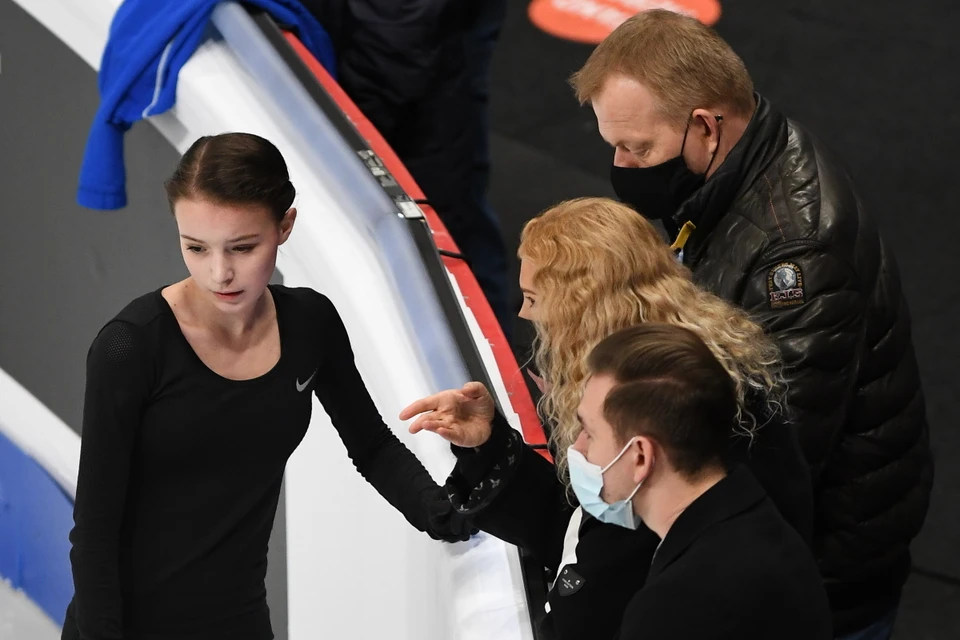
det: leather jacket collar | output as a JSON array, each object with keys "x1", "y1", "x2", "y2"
[{"x1": 670, "y1": 94, "x2": 789, "y2": 263}]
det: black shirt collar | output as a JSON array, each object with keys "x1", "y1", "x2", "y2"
[{"x1": 649, "y1": 465, "x2": 766, "y2": 577}]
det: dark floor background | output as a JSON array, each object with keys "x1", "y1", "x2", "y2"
[{"x1": 487, "y1": 1, "x2": 960, "y2": 636}]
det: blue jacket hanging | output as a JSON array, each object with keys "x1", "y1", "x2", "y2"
[{"x1": 77, "y1": 0, "x2": 336, "y2": 210}]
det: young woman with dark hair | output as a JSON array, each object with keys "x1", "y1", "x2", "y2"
[{"x1": 62, "y1": 132, "x2": 472, "y2": 640}]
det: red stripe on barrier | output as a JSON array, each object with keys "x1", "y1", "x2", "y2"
[{"x1": 284, "y1": 34, "x2": 548, "y2": 456}]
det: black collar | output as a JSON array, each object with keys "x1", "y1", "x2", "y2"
[
  {"x1": 649, "y1": 465, "x2": 766, "y2": 577},
  {"x1": 669, "y1": 94, "x2": 789, "y2": 264}
]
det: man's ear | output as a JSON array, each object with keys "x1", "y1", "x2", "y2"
[
  {"x1": 632, "y1": 436, "x2": 657, "y2": 485},
  {"x1": 691, "y1": 108, "x2": 722, "y2": 151}
]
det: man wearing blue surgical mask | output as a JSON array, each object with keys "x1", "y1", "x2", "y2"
[
  {"x1": 570, "y1": 11, "x2": 932, "y2": 639},
  {"x1": 570, "y1": 324, "x2": 832, "y2": 639},
  {"x1": 404, "y1": 323, "x2": 832, "y2": 639}
]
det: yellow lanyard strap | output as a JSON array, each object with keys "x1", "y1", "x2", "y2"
[{"x1": 670, "y1": 220, "x2": 696, "y2": 252}]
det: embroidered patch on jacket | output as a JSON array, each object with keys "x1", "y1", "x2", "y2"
[
  {"x1": 767, "y1": 262, "x2": 805, "y2": 309},
  {"x1": 557, "y1": 567, "x2": 586, "y2": 596}
]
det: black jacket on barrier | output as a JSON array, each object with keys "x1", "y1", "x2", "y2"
[
  {"x1": 665, "y1": 94, "x2": 933, "y2": 634},
  {"x1": 447, "y1": 408, "x2": 815, "y2": 640}
]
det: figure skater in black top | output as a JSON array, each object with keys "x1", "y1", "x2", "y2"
[{"x1": 62, "y1": 132, "x2": 473, "y2": 640}]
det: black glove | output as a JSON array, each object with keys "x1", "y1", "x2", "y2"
[{"x1": 424, "y1": 492, "x2": 479, "y2": 543}]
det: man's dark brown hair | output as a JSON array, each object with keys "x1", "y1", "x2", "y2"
[{"x1": 587, "y1": 323, "x2": 738, "y2": 478}]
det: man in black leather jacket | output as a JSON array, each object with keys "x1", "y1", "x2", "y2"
[{"x1": 570, "y1": 10, "x2": 933, "y2": 639}]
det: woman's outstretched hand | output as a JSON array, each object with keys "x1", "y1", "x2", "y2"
[{"x1": 400, "y1": 381, "x2": 495, "y2": 448}]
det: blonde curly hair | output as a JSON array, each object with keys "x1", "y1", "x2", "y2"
[{"x1": 518, "y1": 197, "x2": 784, "y2": 477}]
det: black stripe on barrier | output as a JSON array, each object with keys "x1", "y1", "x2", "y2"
[
  {"x1": 246, "y1": 10, "x2": 550, "y2": 638},
  {"x1": 437, "y1": 249, "x2": 469, "y2": 264}
]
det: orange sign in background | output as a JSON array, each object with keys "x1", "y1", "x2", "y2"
[{"x1": 529, "y1": 0, "x2": 721, "y2": 44}]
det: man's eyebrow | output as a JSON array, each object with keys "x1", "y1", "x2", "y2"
[{"x1": 606, "y1": 138, "x2": 651, "y2": 152}]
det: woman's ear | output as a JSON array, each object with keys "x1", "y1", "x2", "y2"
[{"x1": 278, "y1": 207, "x2": 297, "y2": 244}]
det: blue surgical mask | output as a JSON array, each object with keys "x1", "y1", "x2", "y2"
[{"x1": 567, "y1": 439, "x2": 645, "y2": 530}]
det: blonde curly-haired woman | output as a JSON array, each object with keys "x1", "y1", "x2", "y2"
[{"x1": 402, "y1": 198, "x2": 813, "y2": 640}]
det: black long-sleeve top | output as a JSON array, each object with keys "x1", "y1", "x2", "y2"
[{"x1": 67, "y1": 285, "x2": 452, "y2": 640}]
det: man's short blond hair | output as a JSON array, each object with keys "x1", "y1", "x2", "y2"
[{"x1": 570, "y1": 10, "x2": 755, "y2": 127}]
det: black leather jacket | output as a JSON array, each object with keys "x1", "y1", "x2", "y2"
[{"x1": 669, "y1": 94, "x2": 933, "y2": 634}]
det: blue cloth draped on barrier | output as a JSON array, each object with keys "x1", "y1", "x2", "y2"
[{"x1": 76, "y1": 0, "x2": 336, "y2": 211}]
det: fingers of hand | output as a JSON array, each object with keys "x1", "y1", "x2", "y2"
[
  {"x1": 399, "y1": 398, "x2": 434, "y2": 421},
  {"x1": 461, "y1": 381, "x2": 488, "y2": 400},
  {"x1": 400, "y1": 389, "x2": 458, "y2": 420},
  {"x1": 409, "y1": 412, "x2": 456, "y2": 437},
  {"x1": 409, "y1": 415, "x2": 441, "y2": 434}
]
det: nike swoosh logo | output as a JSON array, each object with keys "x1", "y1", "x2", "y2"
[{"x1": 296, "y1": 369, "x2": 317, "y2": 393}]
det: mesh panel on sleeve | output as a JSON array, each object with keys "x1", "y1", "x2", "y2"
[{"x1": 96, "y1": 322, "x2": 141, "y2": 366}]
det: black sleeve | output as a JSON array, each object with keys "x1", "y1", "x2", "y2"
[
  {"x1": 446, "y1": 413, "x2": 574, "y2": 569},
  {"x1": 739, "y1": 240, "x2": 866, "y2": 481},
  {"x1": 69, "y1": 321, "x2": 151, "y2": 640},
  {"x1": 544, "y1": 518, "x2": 659, "y2": 640},
  {"x1": 728, "y1": 409, "x2": 815, "y2": 545},
  {"x1": 312, "y1": 295, "x2": 470, "y2": 541}
]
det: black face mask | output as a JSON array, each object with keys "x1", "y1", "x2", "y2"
[{"x1": 610, "y1": 114, "x2": 721, "y2": 221}]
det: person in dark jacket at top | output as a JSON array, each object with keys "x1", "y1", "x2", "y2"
[
  {"x1": 570, "y1": 10, "x2": 933, "y2": 639},
  {"x1": 299, "y1": 0, "x2": 513, "y2": 342},
  {"x1": 402, "y1": 196, "x2": 814, "y2": 640},
  {"x1": 403, "y1": 323, "x2": 833, "y2": 640}
]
